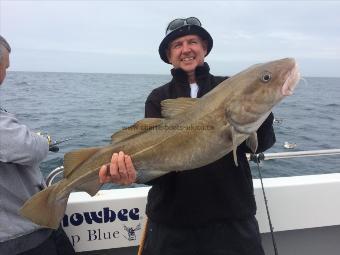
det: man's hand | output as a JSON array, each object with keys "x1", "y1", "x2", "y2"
[{"x1": 98, "y1": 151, "x2": 136, "y2": 185}]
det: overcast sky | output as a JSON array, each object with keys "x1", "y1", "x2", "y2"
[{"x1": 1, "y1": 1, "x2": 340, "y2": 77}]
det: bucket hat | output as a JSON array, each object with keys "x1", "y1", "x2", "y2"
[{"x1": 158, "y1": 17, "x2": 213, "y2": 64}]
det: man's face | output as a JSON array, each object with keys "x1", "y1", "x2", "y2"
[
  {"x1": 0, "y1": 46, "x2": 10, "y2": 85},
  {"x1": 167, "y1": 34, "x2": 207, "y2": 74}
]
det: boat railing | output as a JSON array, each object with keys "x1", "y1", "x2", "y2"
[
  {"x1": 46, "y1": 165, "x2": 64, "y2": 187},
  {"x1": 247, "y1": 148, "x2": 340, "y2": 161},
  {"x1": 45, "y1": 149, "x2": 340, "y2": 187}
]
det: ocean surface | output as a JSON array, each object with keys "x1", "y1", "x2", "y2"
[{"x1": 1, "y1": 71, "x2": 339, "y2": 185}]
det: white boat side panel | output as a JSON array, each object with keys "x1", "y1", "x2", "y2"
[
  {"x1": 68, "y1": 186, "x2": 150, "y2": 203},
  {"x1": 254, "y1": 173, "x2": 340, "y2": 233},
  {"x1": 63, "y1": 173, "x2": 340, "y2": 252},
  {"x1": 63, "y1": 187, "x2": 149, "y2": 252}
]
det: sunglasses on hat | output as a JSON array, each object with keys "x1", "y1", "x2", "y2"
[{"x1": 165, "y1": 17, "x2": 202, "y2": 35}]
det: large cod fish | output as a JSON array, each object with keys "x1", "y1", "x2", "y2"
[{"x1": 20, "y1": 58, "x2": 300, "y2": 229}]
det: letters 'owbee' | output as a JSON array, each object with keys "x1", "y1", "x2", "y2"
[{"x1": 20, "y1": 58, "x2": 300, "y2": 229}]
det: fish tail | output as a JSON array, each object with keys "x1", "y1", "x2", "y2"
[{"x1": 19, "y1": 182, "x2": 70, "y2": 229}]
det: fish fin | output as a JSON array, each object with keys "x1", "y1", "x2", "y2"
[
  {"x1": 246, "y1": 132, "x2": 258, "y2": 153},
  {"x1": 64, "y1": 147, "x2": 101, "y2": 177},
  {"x1": 111, "y1": 118, "x2": 162, "y2": 144},
  {"x1": 161, "y1": 98, "x2": 198, "y2": 118},
  {"x1": 231, "y1": 126, "x2": 239, "y2": 167},
  {"x1": 76, "y1": 178, "x2": 102, "y2": 196},
  {"x1": 20, "y1": 184, "x2": 69, "y2": 229}
]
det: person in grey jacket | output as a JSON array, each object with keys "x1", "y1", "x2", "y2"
[{"x1": 0, "y1": 35, "x2": 74, "y2": 255}]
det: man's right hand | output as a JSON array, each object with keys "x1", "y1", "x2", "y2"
[{"x1": 98, "y1": 151, "x2": 136, "y2": 185}]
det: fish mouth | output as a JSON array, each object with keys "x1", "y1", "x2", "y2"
[{"x1": 281, "y1": 61, "x2": 300, "y2": 96}]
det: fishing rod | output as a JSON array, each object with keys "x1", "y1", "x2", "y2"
[
  {"x1": 49, "y1": 138, "x2": 72, "y2": 152},
  {"x1": 250, "y1": 154, "x2": 279, "y2": 255},
  {"x1": 36, "y1": 131, "x2": 72, "y2": 152}
]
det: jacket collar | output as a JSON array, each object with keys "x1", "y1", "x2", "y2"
[{"x1": 170, "y1": 62, "x2": 211, "y2": 84}]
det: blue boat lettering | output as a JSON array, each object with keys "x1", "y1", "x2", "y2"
[
  {"x1": 62, "y1": 207, "x2": 140, "y2": 227},
  {"x1": 88, "y1": 228, "x2": 119, "y2": 241}
]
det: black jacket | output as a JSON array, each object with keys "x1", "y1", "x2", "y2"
[{"x1": 144, "y1": 63, "x2": 276, "y2": 226}]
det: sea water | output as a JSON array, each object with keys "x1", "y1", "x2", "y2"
[{"x1": 1, "y1": 71, "x2": 339, "y2": 183}]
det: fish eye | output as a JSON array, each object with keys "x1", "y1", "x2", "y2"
[{"x1": 260, "y1": 71, "x2": 272, "y2": 83}]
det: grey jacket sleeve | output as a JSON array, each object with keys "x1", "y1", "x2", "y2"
[{"x1": 0, "y1": 111, "x2": 49, "y2": 166}]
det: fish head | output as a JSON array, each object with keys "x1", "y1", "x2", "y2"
[{"x1": 225, "y1": 58, "x2": 300, "y2": 134}]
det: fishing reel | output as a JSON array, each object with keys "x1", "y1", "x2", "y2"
[
  {"x1": 36, "y1": 131, "x2": 71, "y2": 153},
  {"x1": 247, "y1": 153, "x2": 265, "y2": 163}
]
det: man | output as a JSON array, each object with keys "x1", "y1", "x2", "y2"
[
  {"x1": 99, "y1": 17, "x2": 275, "y2": 255},
  {"x1": 0, "y1": 35, "x2": 75, "y2": 255}
]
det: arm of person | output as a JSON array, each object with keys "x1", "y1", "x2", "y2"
[
  {"x1": 0, "y1": 111, "x2": 49, "y2": 166},
  {"x1": 145, "y1": 88, "x2": 162, "y2": 118}
]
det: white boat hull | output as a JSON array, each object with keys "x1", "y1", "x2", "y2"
[{"x1": 62, "y1": 173, "x2": 340, "y2": 254}]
